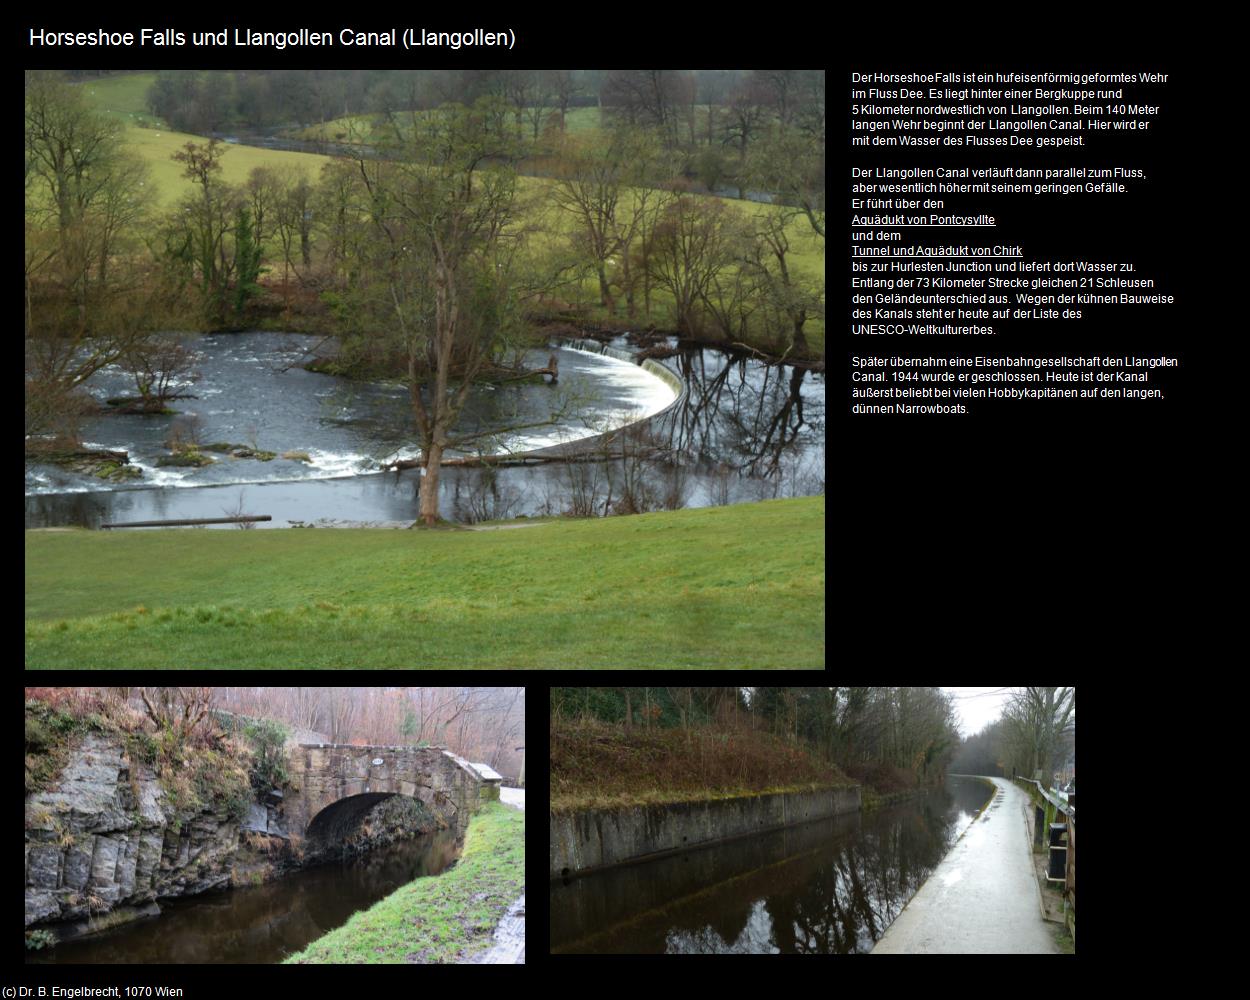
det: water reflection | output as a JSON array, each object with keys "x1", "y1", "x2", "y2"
[
  {"x1": 659, "y1": 345, "x2": 823, "y2": 486},
  {"x1": 29, "y1": 828, "x2": 460, "y2": 965},
  {"x1": 550, "y1": 776, "x2": 989, "y2": 955}
]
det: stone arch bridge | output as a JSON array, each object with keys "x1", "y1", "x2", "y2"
[{"x1": 269, "y1": 744, "x2": 481, "y2": 847}]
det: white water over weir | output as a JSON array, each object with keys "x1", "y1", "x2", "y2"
[
  {"x1": 490, "y1": 341, "x2": 681, "y2": 458},
  {"x1": 555, "y1": 338, "x2": 684, "y2": 417}
]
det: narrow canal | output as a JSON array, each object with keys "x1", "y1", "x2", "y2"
[
  {"x1": 549, "y1": 775, "x2": 993, "y2": 954},
  {"x1": 28, "y1": 827, "x2": 460, "y2": 965}
]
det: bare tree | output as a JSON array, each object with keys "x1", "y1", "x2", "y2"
[
  {"x1": 139, "y1": 687, "x2": 214, "y2": 738},
  {"x1": 1002, "y1": 687, "x2": 1075, "y2": 782}
]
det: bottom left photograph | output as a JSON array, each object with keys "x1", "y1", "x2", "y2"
[{"x1": 23, "y1": 685, "x2": 525, "y2": 965}]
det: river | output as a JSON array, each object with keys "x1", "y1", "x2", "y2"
[
  {"x1": 27, "y1": 827, "x2": 460, "y2": 965},
  {"x1": 549, "y1": 775, "x2": 992, "y2": 954},
  {"x1": 26, "y1": 332, "x2": 823, "y2": 527}
]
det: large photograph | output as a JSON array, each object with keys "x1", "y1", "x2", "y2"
[{"x1": 25, "y1": 69, "x2": 825, "y2": 668}]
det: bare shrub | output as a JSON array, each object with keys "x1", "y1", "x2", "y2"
[
  {"x1": 450, "y1": 465, "x2": 525, "y2": 525},
  {"x1": 138, "y1": 687, "x2": 215, "y2": 742},
  {"x1": 24, "y1": 379, "x2": 94, "y2": 444},
  {"x1": 563, "y1": 459, "x2": 609, "y2": 517},
  {"x1": 122, "y1": 333, "x2": 201, "y2": 406},
  {"x1": 710, "y1": 462, "x2": 735, "y2": 507},
  {"x1": 222, "y1": 490, "x2": 256, "y2": 529},
  {"x1": 165, "y1": 414, "x2": 203, "y2": 452}
]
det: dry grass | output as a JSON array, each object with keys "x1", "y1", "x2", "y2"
[
  {"x1": 550, "y1": 717, "x2": 852, "y2": 813},
  {"x1": 841, "y1": 759, "x2": 919, "y2": 795}
]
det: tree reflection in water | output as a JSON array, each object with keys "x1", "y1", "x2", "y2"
[
  {"x1": 551, "y1": 776, "x2": 990, "y2": 955},
  {"x1": 660, "y1": 347, "x2": 824, "y2": 489}
]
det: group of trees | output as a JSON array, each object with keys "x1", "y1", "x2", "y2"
[
  {"x1": 551, "y1": 687, "x2": 961, "y2": 787},
  {"x1": 23, "y1": 74, "x2": 306, "y2": 438},
  {"x1": 27, "y1": 69, "x2": 823, "y2": 523},
  {"x1": 25, "y1": 686, "x2": 525, "y2": 780},
  {"x1": 25, "y1": 72, "x2": 166, "y2": 437},
  {"x1": 948, "y1": 687, "x2": 1076, "y2": 784},
  {"x1": 212, "y1": 686, "x2": 525, "y2": 779}
]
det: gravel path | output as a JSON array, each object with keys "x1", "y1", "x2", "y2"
[{"x1": 500, "y1": 787, "x2": 526, "y2": 810}]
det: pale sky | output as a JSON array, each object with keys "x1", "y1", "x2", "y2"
[{"x1": 943, "y1": 687, "x2": 1013, "y2": 738}]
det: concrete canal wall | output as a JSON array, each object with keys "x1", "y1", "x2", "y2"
[{"x1": 550, "y1": 786, "x2": 861, "y2": 878}]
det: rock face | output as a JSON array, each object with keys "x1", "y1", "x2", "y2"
[
  {"x1": 26, "y1": 733, "x2": 480, "y2": 931},
  {"x1": 24, "y1": 734, "x2": 241, "y2": 928}
]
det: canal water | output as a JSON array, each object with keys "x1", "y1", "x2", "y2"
[
  {"x1": 28, "y1": 827, "x2": 461, "y2": 965},
  {"x1": 26, "y1": 332, "x2": 823, "y2": 527},
  {"x1": 549, "y1": 775, "x2": 993, "y2": 954}
]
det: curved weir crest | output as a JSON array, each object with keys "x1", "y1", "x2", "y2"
[{"x1": 498, "y1": 345, "x2": 678, "y2": 453}]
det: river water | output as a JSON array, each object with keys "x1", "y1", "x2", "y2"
[
  {"x1": 27, "y1": 827, "x2": 460, "y2": 965},
  {"x1": 549, "y1": 775, "x2": 993, "y2": 954},
  {"x1": 26, "y1": 332, "x2": 823, "y2": 527}
]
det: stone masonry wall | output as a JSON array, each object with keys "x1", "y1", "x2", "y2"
[
  {"x1": 292, "y1": 745, "x2": 479, "y2": 843},
  {"x1": 551, "y1": 786, "x2": 863, "y2": 878}
]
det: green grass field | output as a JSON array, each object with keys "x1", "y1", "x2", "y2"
[
  {"x1": 75, "y1": 73, "x2": 161, "y2": 125},
  {"x1": 70, "y1": 74, "x2": 334, "y2": 205},
  {"x1": 284, "y1": 800, "x2": 523, "y2": 964},
  {"x1": 25, "y1": 497, "x2": 825, "y2": 668}
]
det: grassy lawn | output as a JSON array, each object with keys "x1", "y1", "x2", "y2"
[
  {"x1": 71, "y1": 73, "x2": 334, "y2": 206},
  {"x1": 284, "y1": 800, "x2": 524, "y2": 964},
  {"x1": 25, "y1": 497, "x2": 825, "y2": 668}
]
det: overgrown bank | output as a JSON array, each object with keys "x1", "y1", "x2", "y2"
[
  {"x1": 551, "y1": 686, "x2": 962, "y2": 813},
  {"x1": 551, "y1": 717, "x2": 855, "y2": 814},
  {"x1": 25, "y1": 692, "x2": 274, "y2": 936},
  {"x1": 284, "y1": 800, "x2": 524, "y2": 964}
]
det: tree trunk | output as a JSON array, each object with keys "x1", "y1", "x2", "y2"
[
  {"x1": 419, "y1": 441, "x2": 444, "y2": 525},
  {"x1": 597, "y1": 265, "x2": 614, "y2": 313}
]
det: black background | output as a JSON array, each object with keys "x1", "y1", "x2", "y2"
[{"x1": 20, "y1": 10, "x2": 1193, "y2": 979}]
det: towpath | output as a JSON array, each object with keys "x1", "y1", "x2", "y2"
[
  {"x1": 473, "y1": 787, "x2": 525, "y2": 964},
  {"x1": 870, "y1": 776, "x2": 1057, "y2": 954}
]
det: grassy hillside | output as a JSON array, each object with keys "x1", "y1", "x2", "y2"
[
  {"x1": 284, "y1": 800, "x2": 524, "y2": 964},
  {"x1": 69, "y1": 76, "x2": 822, "y2": 347},
  {"x1": 72, "y1": 73, "x2": 335, "y2": 206},
  {"x1": 25, "y1": 497, "x2": 825, "y2": 669},
  {"x1": 75, "y1": 73, "x2": 161, "y2": 124},
  {"x1": 551, "y1": 716, "x2": 852, "y2": 813}
]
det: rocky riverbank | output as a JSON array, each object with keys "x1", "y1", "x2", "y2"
[{"x1": 24, "y1": 716, "x2": 444, "y2": 942}]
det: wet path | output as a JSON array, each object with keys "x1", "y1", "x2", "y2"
[
  {"x1": 870, "y1": 777, "x2": 1057, "y2": 954},
  {"x1": 475, "y1": 787, "x2": 525, "y2": 964}
]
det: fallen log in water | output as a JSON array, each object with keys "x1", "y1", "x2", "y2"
[{"x1": 100, "y1": 516, "x2": 272, "y2": 529}]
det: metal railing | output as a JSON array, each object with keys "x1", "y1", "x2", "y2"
[
  {"x1": 1014, "y1": 775, "x2": 1076, "y2": 942},
  {"x1": 1013, "y1": 776, "x2": 1074, "y2": 817}
]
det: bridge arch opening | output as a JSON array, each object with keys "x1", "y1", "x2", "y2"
[{"x1": 305, "y1": 793, "x2": 437, "y2": 850}]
